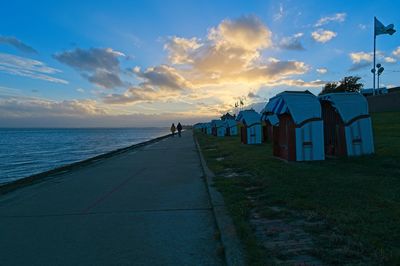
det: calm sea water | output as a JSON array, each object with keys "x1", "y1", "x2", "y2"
[{"x1": 0, "y1": 128, "x2": 169, "y2": 184}]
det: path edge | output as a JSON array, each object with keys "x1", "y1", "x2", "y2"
[{"x1": 193, "y1": 133, "x2": 245, "y2": 266}]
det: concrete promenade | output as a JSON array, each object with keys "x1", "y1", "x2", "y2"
[{"x1": 0, "y1": 131, "x2": 224, "y2": 265}]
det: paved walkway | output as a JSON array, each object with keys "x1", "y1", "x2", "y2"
[{"x1": 0, "y1": 131, "x2": 223, "y2": 265}]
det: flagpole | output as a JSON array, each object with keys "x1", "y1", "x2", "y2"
[{"x1": 373, "y1": 16, "x2": 376, "y2": 96}]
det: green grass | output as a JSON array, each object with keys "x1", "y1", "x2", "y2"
[{"x1": 196, "y1": 112, "x2": 400, "y2": 265}]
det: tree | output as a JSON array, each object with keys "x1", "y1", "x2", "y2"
[
  {"x1": 320, "y1": 82, "x2": 338, "y2": 95},
  {"x1": 320, "y1": 76, "x2": 363, "y2": 95},
  {"x1": 220, "y1": 112, "x2": 235, "y2": 120}
]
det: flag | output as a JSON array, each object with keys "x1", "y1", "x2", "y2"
[{"x1": 375, "y1": 17, "x2": 396, "y2": 36}]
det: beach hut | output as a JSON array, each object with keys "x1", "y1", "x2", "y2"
[
  {"x1": 236, "y1": 110, "x2": 262, "y2": 144},
  {"x1": 266, "y1": 91, "x2": 324, "y2": 161},
  {"x1": 224, "y1": 119, "x2": 238, "y2": 136},
  {"x1": 211, "y1": 119, "x2": 226, "y2": 137},
  {"x1": 319, "y1": 92, "x2": 374, "y2": 156}
]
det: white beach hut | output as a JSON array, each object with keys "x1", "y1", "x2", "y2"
[
  {"x1": 236, "y1": 110, "x2": 262, "y2": 144},
  {"x1": 224, "y1": 119, "x2": 238, "y2": 136},
  {"x1": 319, "y1": 92, "x2": 374, "y2": 156},
  {"x1": 266, "y1": 91, "x2": 324, "y2": 161}
]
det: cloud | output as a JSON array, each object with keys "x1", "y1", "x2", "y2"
[
  {"x1": 103, "y1": 87, "x2": 157, "y2": 105},
  {"x1": 164, "y1": 37, "x2": 202, "y2": 64},
  {"x1": 107, "y1": 15, "x2": 311, "y2": 109},
  {"x1": 393, "y1": 47, "x2": 400, "y2": 57},
  {"x1": 273, "y1": 3, "x2": 284, "y2": 21},
  {"x1": 0, "y1": 93, "x2": 214, "y2": 127},
  {"x1": 0, "y1": 36, "x2": 37, "y2": 54},
  {"x1": 349, "y1": 62, "x2": 370, "y2": 72},
  {"x1": 266, "y1": 79, "x2": 326, "y2": 87},
  {"x1": 315, "y1": 13, "x2": 346, "y2": 27},
  {"x1": 103, "y1": 84, "x2": 185, "y2": 105},
  {"x1": 384, "y1": 57, "x2": 396, "y2": 63},
  {"x1": 359, "y1": 24, "x2": 367, "y2": 30},
  {"x1": 279, "y1": 33, "x2": 305, "y2": 50},
  {"x1": 163, "y1": 16, "x2": 308, "y2": 86},
  {"x1": 134, "y1": 64, "x2": 193, "y2": 91},
  {"x1": 240, "y1": 60, "x2": 309, "y2": 82},
  {"x1": 95, "y1": 15, "x2": 314, "y2": 116},
  {"x1": 103, "y1": 64, "x2": 194, "y2": 105},
  {"x1": 208, "y1": 15, "x2": 272, "y2": 51},
  {"x1": 0, "y1": 53, "x2": 68, "y2": 84},
  {"x1": 316, "y1": 68, "x2": 328, "y2": 74},
  {"x1": 350, "y1": 51, "x2": 373, "y2": 63},
  {"x1": 349, "y1": 52, "x2": 373, "y2": 71},
  {"x1": 311, "y1": 29, "x2": 337, "y2": 43},
  {"x1": 0, "y1": 97, "x2": 107, "y2": 118},
  {"x1": 85, "y1": 69, "x2": 124, "y2": 88},
  {"x1": 54, "y1": 47, "x2": 125, "y2": 88},
  {"x1": 349, "y1": 51, "x2": 396, "y2": 71},
  {"x1": 247, "y1": 91, "x2": 262, "y2": 99}
]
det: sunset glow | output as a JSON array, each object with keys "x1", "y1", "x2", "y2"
[{"x1": 1, "y1": 0, "x2": 399, "y2": 127}]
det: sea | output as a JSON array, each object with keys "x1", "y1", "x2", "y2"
[{"x1": 0, "y1": 127, "x2": 169, "y2": 184}]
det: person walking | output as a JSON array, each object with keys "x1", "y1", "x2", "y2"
[
  {"x1": 170, "y1": 123, "x2": 176, "y2": 137},
  {"x1": 177, "y1": 122, "x2": 183, "y2": 137}
]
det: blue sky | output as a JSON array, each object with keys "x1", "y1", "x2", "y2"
[{"x1": 0, "y1": 0, "x2": 399, "y2": 127}]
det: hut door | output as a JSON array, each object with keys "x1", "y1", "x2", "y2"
[
  {"x1": 249, "y1": 126, "x2": 256, "y2": 144},
  {"x1": 262, "y1": 125, "x2": 267, "y2": 142},
  {"x1": 241, "y1": 126, "x2": 247, "y2": 144},
  {"x1": 226, "y1": 127, "x2": 231, "y2": 136},
  {"x1": 278, "y1": 115, "x2": 288, "y2": 160},
  {"x1": 301, "y1": 124, "x2": 313, "y2": 160},
  {"x1": 322, "y1": 102, "x2": 346, "y2": 156}
]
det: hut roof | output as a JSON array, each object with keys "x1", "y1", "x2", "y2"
[
  {"x1": 265, "y1": 91, "x2": 321, "y2": 125},
  {"x1": 236, "y1": 110, "x2": 261, "y2": 126},
  {"x1": 211, "y1": 119, "x2": 225, "y2": 127},
  {"x1": 318, "y1": 92, "x2": 369, "y2": 123},
  {"x1": 224, "y1": 118, "x2": 237, "y2": 128},
  {"x1": 265, "y1": 114, "x2": 279, "y2": 126}
]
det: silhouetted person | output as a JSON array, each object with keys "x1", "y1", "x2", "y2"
[
  {"x1": 170, "y1": 123, "x2": 176, "y2": 137},
  {"x1": 177, "y1": 122, "x2": 183, "y2": 137}
]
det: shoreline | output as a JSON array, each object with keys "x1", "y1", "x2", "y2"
[{"x1": 0, "y1": 133, "x2": 172, "y2": 195}]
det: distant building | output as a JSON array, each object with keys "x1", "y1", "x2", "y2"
[
  {"x1": 360, "y1": 87, "x2": 388, "y2": 97},
  {"x1": 388, "y1": 86, "x2": 400, "y2": 93}
]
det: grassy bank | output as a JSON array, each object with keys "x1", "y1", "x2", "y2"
[{"x1": 195, "y1": 112, "x2": 400, "y2": 265}]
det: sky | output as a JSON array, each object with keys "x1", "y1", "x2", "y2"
[{"x1": 0, "y1": 0, "x2": 399, "y2": 127}]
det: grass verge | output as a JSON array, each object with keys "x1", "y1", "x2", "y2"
[{"x1": 195, "y1": 112, "x2": 400, "y2": 265}]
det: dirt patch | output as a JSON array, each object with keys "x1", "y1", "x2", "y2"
[{"x1": 249, "y1": 203, "x2": 323, "y2": 265}]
